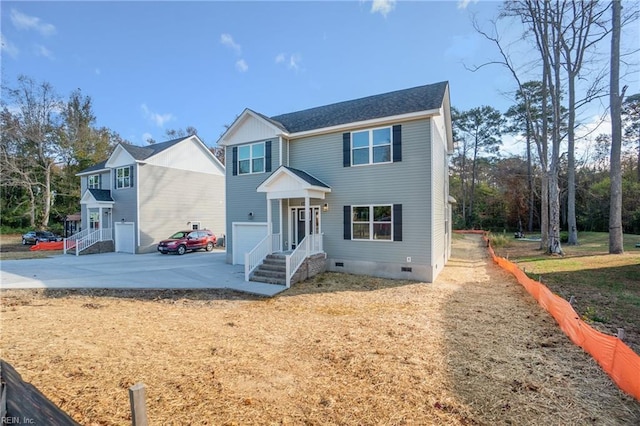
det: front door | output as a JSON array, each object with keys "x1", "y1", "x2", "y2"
[{"x1": 291, "y1": 206, "x2": 320, "y2": 249}]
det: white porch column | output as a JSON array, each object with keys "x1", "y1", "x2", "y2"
[
  {"x1": 279, "y1": 199, "x2": 283, "y2": 250},
  {"x1": 304, "y1": 196, "x2": 310, "y2": 253},
  {"x1": 266, "y1": 198, "x2": 273, "y2": 251},
  {"x1": 98, "y1": 206, "x2": 103, "y2": 230}
]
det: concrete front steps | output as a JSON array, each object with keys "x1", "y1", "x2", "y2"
[{"x1": 250, "y1": 253, "x2": 287, "y2": 285}]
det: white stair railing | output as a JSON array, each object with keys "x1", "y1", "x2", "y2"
[
  {"x1": 244, "y1": 233, "x2": 281, "y2": 281},
  {"x1": 66, "y1": 228, "x2": 113, "y2": 256},
  {"x1": 63, "y1": 228, "x2": 91, "y2": 254},
  {"x1": 285, "y1": 233, "x2": 323, "y2": 288}
]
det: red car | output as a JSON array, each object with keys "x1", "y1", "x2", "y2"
[{"x1": 157, "y1": 230, "x2": 217, "y2": 255}]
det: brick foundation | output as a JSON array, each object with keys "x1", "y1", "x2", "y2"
[{"x1": 291, "y1": 253, "x2": 327, "y2": 285}]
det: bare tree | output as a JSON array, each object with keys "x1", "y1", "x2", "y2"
[
  {"x1": 0, "y1": 75, "x2": 63, "y2": 228},
  {"x1": 609, "y1": 0, "x2": 624, "y2": 254},
  {"x1": 469, "y1": 16, "x2": 553, "y2": 249}
]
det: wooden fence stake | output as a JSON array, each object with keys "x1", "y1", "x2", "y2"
[
  {"x1": 129, "y1": 382, "x2": 148, "y2": 426},
  {"x1": 569, "y1": 296, "x2": 576, "y2": 307},
  {"x1": 617, "y1": 328, "x2": 625, "y2": 340}
]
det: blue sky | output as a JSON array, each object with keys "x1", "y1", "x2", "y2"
[{"x1": 1, "y1": 1, "x2": 638, "y2": 153}]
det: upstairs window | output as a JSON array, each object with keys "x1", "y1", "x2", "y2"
[
  {"x1": 238, "y1": 142, "x2": 265, "y2": 174},
  {"x1": 116, "y1": 166, "x2": 131, "y2": 189},
  {"x1": 88, "y1": 174, "x2": 100, "y2": 189},
  {"x1": 352, "y1": 127, "x2": 392, "y2": 166}
]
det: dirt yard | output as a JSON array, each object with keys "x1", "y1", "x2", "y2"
[{"x1": 1, "y1": 234, "x2": 638, "y2": 425}]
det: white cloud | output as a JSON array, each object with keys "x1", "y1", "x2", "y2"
[
  {"x1": 11, "y1": 9, "x2": 56, "y2": 36},
  {"x1": 0, "y1": 33, "x2": 19, "y2": 58},
  {"x1": 370, "y1": 0, "x2": 396, "y2": 18},
  {"x1": 235, "y1": 59, "x2": 248, "y2": 73},
  {"x1": 142, "y1": 132, "x2": 154, "y2": 144},
  {"x1": 34, "y1": 44, "x2": 54, "y2": 59},
  {"x1": 289, "y1": 53, "x2": 301, "y2": 71},
  {"x1": 457, "y1": 0, "x2": 479, "y2": 10},
  {"x1": 220, "y1": 33, "x2": 241, "y2": 55},
  {"x1": 275, "y1": 52, "x2": 302, "y2": 71},
  {"x1": 141, "y1": 104, "x2": 175, "y2": 127}
]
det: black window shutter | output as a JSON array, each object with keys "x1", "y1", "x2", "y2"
[
  {"x1": 98, "y1": 174, "x2": 102, "y2": 188},
  {"x1": 265, "y1": 141, "x2": 272, "y2": 172},
  {"x1": 343, "y1": 205, "x2": 351, "y2": 239},
  {"x1": 343, "y1": 133, "x2": 351, "y2": 167},
  {"x1": 129, "y1": 165, "x2": 134, "y2": 187},
  {"x1": 393, "y1": 204, "x2": 403, "y2": 241},
  {"x1": 232, "y1": 147, "x2": 238, "y2": 176},
  {"x1": 393, "y1": 125, "x2": 402, "y2": 162},
  {"x1": 114, "y1": 169, "x2": 117, "y2": 189}
]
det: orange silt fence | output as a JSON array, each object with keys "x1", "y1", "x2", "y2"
[
  {"x1": 30, "y1": 241, "x2": 64, "y2": 251},
  {"x1": 458, "y1": 230, "x2": 640, "y2": 401}
]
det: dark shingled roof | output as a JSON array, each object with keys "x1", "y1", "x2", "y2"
[
  {"x1": 78, "y1": 137, "x2": 191, "y2": 174},
  {"x1": 269, "y1": 81, "x2": 448, "y2": 134},
  {"x1": 88, "y1": 189, "x2": 113, "y2": 202},
  {"x1": 78, "y1": 160, "x2": 108, "y2": 175},
  {"x1": 284, "y1": 166, "x2": 330, "y2": 189},
  {"x1": 120, "y1": 137, "x2": 187, "y2": 161}
]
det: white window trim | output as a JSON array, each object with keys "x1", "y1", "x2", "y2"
[
  {"x1": 351, "y1": 204, "x2": 393, "y2": 241},
  {"x1": 351, "y1": 126, "x2": 393, "y2": 167},
  {"x1": 238, "y1": 142, "x2": 265, "y2": 175},
  {"x1": 88, "y1": 174, "x2": 100, "y2": 189},
  {"x1": 116, "y1": 166, "x2": 131, "y2": 189}
]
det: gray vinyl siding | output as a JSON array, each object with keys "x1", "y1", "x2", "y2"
[
  {"x1": 225, "y1": 139, "x2": 281, "y2": 263},
  {"x1": 137, "y1": 164, "x2": 226, "y2": 253},
  {"x1": 288, "y1": 119, "x2": 432, "y2": 268},
  {"x1": 111, "y1": 167, "x2": 137, "y2": 245}
]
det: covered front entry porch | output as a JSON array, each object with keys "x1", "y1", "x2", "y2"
[
  {"x1": 246, "y1": 166, "x2": 331, "y2": 287},
  {"x1": 65, "y1": 189, "x2": 115, "y2": 255}
]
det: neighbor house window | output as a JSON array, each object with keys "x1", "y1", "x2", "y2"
[
  {"x1": 238, "y1": 142, "x2": 265, "y2": 174},
  {"x1": 88, "y1": 174, "x2": 100, "y2": 189},
  {"x1": 352, "y1": 205, "x2": 392, "y2": 240},
  {"x1": 89, "y1": 211, "x2": 100, "y2": 230},
  {"x1": 351, "y1": 127, "x2": 392, "y2": 166},
  {"x1": 116, "y1": 166, "x2": 131, "y2": 188}
]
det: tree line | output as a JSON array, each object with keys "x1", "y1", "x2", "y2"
[
  {"x1": 450, "y1": 93, "x2": 640, "y2": 234},
  {"x1": 453, "y1": 0, "x2": 638, "y2": 254}
]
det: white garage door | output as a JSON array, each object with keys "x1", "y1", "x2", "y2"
[
  {"x1": 232, "y1": 222, "x2": 268, "y2": 265},
  {"x1": 115, "y1": 222, "x2": 135, "y2": 254}
]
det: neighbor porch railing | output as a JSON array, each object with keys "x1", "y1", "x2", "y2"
[
  {"x1": 63, "y1": 228, "x2": 91, "y2": 254},
  {"x1": 64, "y1": 228, "x2": 113, "y2": 256},
  {"x1": 285, "y1": 233, "x2": 323, "y2": 288},
  {"x1": 244, "y1": 233, "x2": 281, "y2": 281}
]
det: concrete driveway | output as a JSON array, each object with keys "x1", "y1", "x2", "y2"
[{"x1": 0, "y1": 250, "x2": 286, "y2": 296}]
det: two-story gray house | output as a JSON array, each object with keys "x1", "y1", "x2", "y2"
[
  {"x1": 71, "y1": 135, "x2": 225, "y2": 255},
  {"x1": 218, "y1": 82, "x2": 454, "y2": 286}
]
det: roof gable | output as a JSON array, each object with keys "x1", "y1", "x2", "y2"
[
  {"x1": 257, "y1": 166, "x2": 331, "y2": 200},
  {"x1": 105, "y1": 144, "x2": 136, "y2": 168},
  {"x1": 219, "y1": 109, "x2": 285, "y2": 146},
  {"x1": 143, "y1": 135, "x2": 225, "y2": 175},
  {"x1": 92, "y1": 136, "x2": 224, "y2": 175}
]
